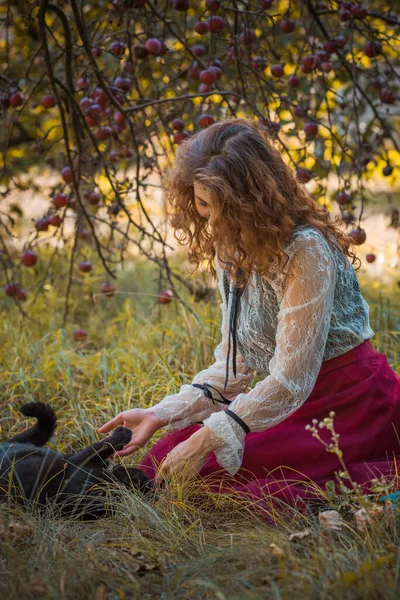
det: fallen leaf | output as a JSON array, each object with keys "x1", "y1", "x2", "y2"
[
  {"x1": 0, "y1": 520, "x2": 34, "y2": 542},
  {"x1": 270, "y1": 542, "x2": 285, "y2": 556},
  {"x1": 319, "y1": 509, "x2": 343, "y2": 533},
  {"x1": 354, "y1": 505, "x2": 383, "y2": 531},
  {"x1": 288, "y1": 528, "x2": 312, "y2": 541}
]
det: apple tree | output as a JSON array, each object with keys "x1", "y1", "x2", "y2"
[{"x1": 0, "y1": 0, "x2": 399, "y2": 324}]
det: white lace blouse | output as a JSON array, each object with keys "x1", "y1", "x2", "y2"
[{"x1": 150, "y1": 224, "x2": 375, "y2": 476}]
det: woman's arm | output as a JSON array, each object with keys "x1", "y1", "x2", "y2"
[
  {"x1": 202, "y1": 233, "x2": 338, "y2": 476},
  {"x1": 149, "y1": 257, "x2": 254, "y2": 431}
]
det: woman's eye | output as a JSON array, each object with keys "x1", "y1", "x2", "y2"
[{"x1": 199, "y1": 201, "x2": 208, "y2": 207}]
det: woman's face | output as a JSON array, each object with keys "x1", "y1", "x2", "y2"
[{"x1": 193, "y1": 182, "x2": 217, "y2": 227}]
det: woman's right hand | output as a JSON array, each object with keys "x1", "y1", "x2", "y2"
[{"x1": 97, "y1": 408, "x2": 164, "y2": 457}]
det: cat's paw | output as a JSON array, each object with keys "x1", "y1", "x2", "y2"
[{"x1": 106, "y1": 426, "x2": 132, "y2": 449}]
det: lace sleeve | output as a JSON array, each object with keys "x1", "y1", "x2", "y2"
[
  {"x1": 202, "y1": 233, "x2": 338, "y2": 476},
  {"x1": 149, "y1": 257, "x2": 254, "y2": 432}
]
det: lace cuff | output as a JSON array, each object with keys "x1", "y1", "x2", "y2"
[
  {"x1": 149, "y1": 384, "x2": 218, "y2": 433},
  {"x1": 202, "y1": 410, "x2": 247, "y2": 476}
]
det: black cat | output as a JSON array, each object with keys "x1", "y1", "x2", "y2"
[{"x1": 0, "y1": 402, "x2": 153, "y2": 520}]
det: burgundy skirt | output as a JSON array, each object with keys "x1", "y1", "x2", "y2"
[{"x1": 139, "y1": 340, "x2": 400, "y2": 520}]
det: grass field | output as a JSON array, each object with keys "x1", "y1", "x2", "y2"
[{"x1": 1, "y1": 255, "x2": 400, "y2": 600}]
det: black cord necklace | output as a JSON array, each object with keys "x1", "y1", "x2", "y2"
[{"x1": 224, "y1": 267, "x2": 246, "y2": 391}]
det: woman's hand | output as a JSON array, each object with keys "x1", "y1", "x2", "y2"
[
  {"x1": 98, "y1": 408, "x2": 164, "y2": 457},
  {"x1": 154, "y1": 426, "x2": 214, "y2": 489}
]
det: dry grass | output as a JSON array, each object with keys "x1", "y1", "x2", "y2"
[{"x1": 0, "y1": 256, "x2": 400, "y2": 599}]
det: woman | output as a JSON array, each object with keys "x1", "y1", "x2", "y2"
[{"x1": 99, "y1": 118, "x2": 400, "y2": 519}]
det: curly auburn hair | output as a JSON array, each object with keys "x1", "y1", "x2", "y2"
[{"x1": 164, "y1": 117, "x2": 359, "y2": 288}]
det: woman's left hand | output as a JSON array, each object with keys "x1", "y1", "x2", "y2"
[{"x1": 154, "y1": 426, "x2": 214, "y2": 489}]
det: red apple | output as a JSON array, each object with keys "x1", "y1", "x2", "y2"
[
  {"x1": 380, "y1": 88, "x2": 395, "y2": 104},
  {"x1": 73, "y1": 328, "x2": 88, "y2": 341},
  {"x1": 35, "y1": 218, "x2": 50, "y2": 232},
  {"x1": 335, "y1": 191, "x2": 351, "y2": 205},
  {"x1": 351, "y1": 4, "x2": 367, "y2": 19},
  {"x1": 94, "y1": 88, "x2": 109, "y2": 109},
  {"x1": 95, "y1": 126, "x2": 113, "y2": 140},
  {"x1": 382, "y1": 165, "x2": 393, "y2": 176},
  {"x1": 9, "y1": 92, "x2": 24, "y2": 107},
  {"x1": 48, "y1": 214, "x2": 62, "y2": 227},
  {"x1": 199, "y1": 114, "x2": 215, "y2": 127},
  {"x1": 303, "y1": 121, "x2": 319, "y2": 139},
  {"x1": 85, "y1": 114, "x2": 100, "y2": 128},
  {"x1": 200, "y1": 69, "x2": 218, "y2": 85},
  {"x1": 145, "y1": 38, "x2": 162, "y2": 55},
  {"x1": 52, "y1": 192, "x2": 68, "y2": 208},
  {"x1": 366, "y1": 253, "x2": 376, "y2": 263},
  {"x1": 61, "y1": 166, "x2": 74, "y2": 184},
  {"x1": 132, "y1": 43, "x2": 148, "y2": 58},
  {"x1": 209, "y1": 65, "x2": 222, "y2": 80},
  {"x1": 109, "y1": 150, "x2": 120, "y2": 162},
  {"x1": 195, "y1": 21, "x2": 209, "y2": 34},
  {"x1": 158, "y1": 290, "x2": 174, "y2": 304},
  {"x1": 288, "y1": 74, "x2": 301, "y2": 87},
  {"x1": 293, "y1": 104, "x2": 307, "y2": 117},
  {"x1": 339, "y1": 9, "x2": 352, "y2": 22},
  {"x1": 76, "y1": 78, "x2": 87, "y2": 89},
  {"x1": 86, "y1": 192, "x2": 101, "y2": 205},
  {"x1": 321, "y1": 61, "x2": 333, "y2": 73},
  {"x1": 349, "y1": 227, "x2": 367, "y2": 245},
  {"x1": 280, "y1": 19, "x2": 295, "y2": 33},
  {"x1": 252, "y1": 56, "x2": 268, "y2": 70},
  {"x1": 206, "y1": 0, "x2": 220, "y2": 10},
  {"x1": 333, "y1": 36, "x2": 346, "y2": 49},
  {"x1": 86, "y1": 102, "x2": 103, "y2": 117},
  {"x1": 110, "y1": 41, "x2": 126, "y2": 56},
  {"x1": 41, "y1": 94, "x2": 57, "y2": 109},
  {"x1": 114, "y1": 77, "x2": 131, "y2": 92},
  {"x1": 80, "y1": 97, "x2": 93, "y2": 112},
  {"x1": 240, "y1": 28, "x2": 257, "y2": 45},
  {"x1": 114, "y1": 111, "x2": 126, "y2": 126},
  {"x1": 16, "y1": 288, "x2": 28, "y2": 302},
  {"x1": 78, "y1": 260, "x2": 92, "y2": 273},
  {"x1": 172, "y1": 0, "x2": 190, "y2": 9},
  {"x1": 91, "y1": 47, "x2": 103, "y2": 58},
  {"x1": 207, "y1": 16, "x2": 224, "y2": 33},
  {"x1": 5, "y1": 283, "x2": 20, "y2": 297},
  {"x1": 271, "y1": 64, "x2": 284, "y2": 77},
  {"x1": 100, "y1": 282, "x2": 116, "y2": 296},
  {"x1": 364, "y1": 41, "x2": 382, "y2": 58},
  {"x1": 192, "y1": 44, "x2": 205, "y2": 58},
  {"x1": 198, "y1": 83, "x2": 210, "y2": 94},
  {"x1": 173, "y1": 130, "x2": 190, "y2": 144},
  {"x1": 189, "y1": 61, "x2": 201, "y2": 78},
  {"x1": 323, "y1": 40, "x2": 337, "y2": 54},
  {"x1": 296, "y1": 168, "x2": 313, "y2": 183},
  {"x1": 21, "y1": 251, "x2": 38, "y2": 267},
  {"x1": 301, "y1": 55, "x2": 319, "y2": 73},
  {"x1": 172, "y1": 119, "x2": 185, "y2": 131}
]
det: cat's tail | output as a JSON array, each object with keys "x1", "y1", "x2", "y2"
[{"x1": 8, "y1": 402, "x2": 57, "y2": 447}]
